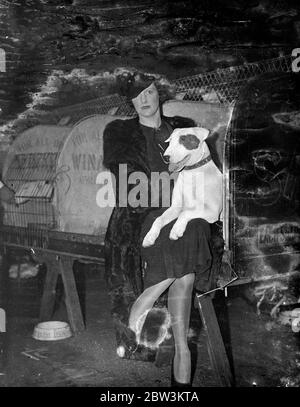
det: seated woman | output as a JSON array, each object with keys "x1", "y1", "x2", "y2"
[{"x1": 103, "y1": 74, "x2": 223, "y2": 387}]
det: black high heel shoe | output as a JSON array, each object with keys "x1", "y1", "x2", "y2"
[{"x1": 171, "y1": 360, "x2": 192, "y2": 388}]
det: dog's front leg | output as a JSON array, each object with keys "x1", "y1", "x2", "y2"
[
  {"x1": 142, "y1": 216, "x2": 163, "y2": 247},
  {"x1": 169, "y1": 210, "x2": 195, "y2": 240},
  {"x1": 142, "y1": 207, "x2": 181, "y2": 248},
  {"x1": 142, "y1": 177, "x2": 183, "y2": 248}
]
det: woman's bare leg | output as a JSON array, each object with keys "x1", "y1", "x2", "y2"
[
  {"x1": 168, "y1": 273, "x2": 195, "y2": 384},
  {"x1": 129, "y1": 278, "x2": 175, "y2": 334}
]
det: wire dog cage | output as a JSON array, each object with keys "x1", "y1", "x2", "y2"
[
  {"x1": 174, "y1": 54, "x2": 293, "y2": 105},
  {"x1": 3, "y1": 152, "x2": 58, "y2": 249}
]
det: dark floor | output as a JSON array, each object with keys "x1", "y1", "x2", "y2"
[{"x1": 0, "y1": 266, "x2": 299, "y2": 388}]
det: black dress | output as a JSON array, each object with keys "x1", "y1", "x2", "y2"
[{"x1": 139, "y1": 121, "x2": 213, "y2": 290}]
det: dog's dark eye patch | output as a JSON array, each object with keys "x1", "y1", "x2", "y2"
[{"x1": 179, "y1": 134, "x2": 200, "y2": 150}]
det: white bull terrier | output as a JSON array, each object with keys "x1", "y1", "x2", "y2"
[{"x1": 142, "y1": 127, "x2": 223, "y2": 247}]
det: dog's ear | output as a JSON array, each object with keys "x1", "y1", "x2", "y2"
[
  {"x1": 165, "y1": 128, "x2": 182, "y2": 143},
  {"x1": 194, "y1": 127, "x2": 210, "y2": 141}
]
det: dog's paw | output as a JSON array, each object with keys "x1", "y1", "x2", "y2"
[
  {"x1": 142, "y1": 230, "x2": 159, "y2": 247},
  {"x1": 169, "y1": 230, "x2": 180, "y2": 240},
  {"x1": 142, "y1": 219, "x2": 163, "y2": 247},
  {"x1": 169, "y1": 223, "x2": 186, "y2": 240},
  {"x1": 142, "y1": 235, "x2": 155, "y2": 247}
]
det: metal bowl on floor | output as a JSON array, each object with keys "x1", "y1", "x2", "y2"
[{"x1": 33, "y1": 321, "x2": 72, "y2": 341}]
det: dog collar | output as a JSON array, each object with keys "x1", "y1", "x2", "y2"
[{"x1": 183, "y1": 155, "x2": 212, "y2": 170}]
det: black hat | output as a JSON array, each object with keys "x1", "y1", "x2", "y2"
[{"x1": 117, "y1": 73, "x2": 155, "y2": 100}]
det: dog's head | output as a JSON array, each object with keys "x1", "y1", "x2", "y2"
[{"x1": 164, "y1": 127, "x2": 209, "y2": 172}]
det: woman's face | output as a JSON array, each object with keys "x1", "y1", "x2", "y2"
[{"x1": 132, "y1": 83, "x2": 160, "y2": 118}]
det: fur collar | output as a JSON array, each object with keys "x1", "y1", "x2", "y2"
[{"x1": 103, "y1": 115, "x2": 195, "y2": 173}]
